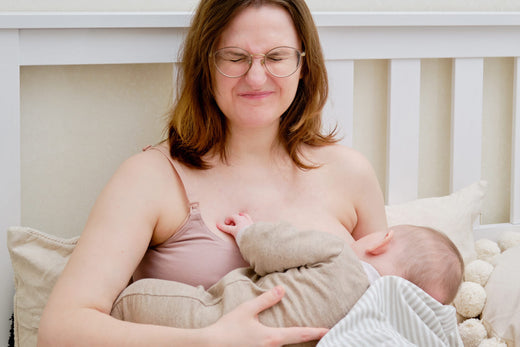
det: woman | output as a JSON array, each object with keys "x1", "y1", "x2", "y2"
[{"x1": 38, "y1": 0, "x2": 387, "y2": 346}]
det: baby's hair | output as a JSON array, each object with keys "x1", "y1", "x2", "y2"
[{"x1": 392, "y1": 225, "x2": 464, "y2": 304}]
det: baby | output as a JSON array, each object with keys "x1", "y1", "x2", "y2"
[
  {"x1": 111, "y1": 213, "x2": 463, "y2": 336},
  {"x1": 219, "y1": 212, "x2": 463, "y2": 306}
]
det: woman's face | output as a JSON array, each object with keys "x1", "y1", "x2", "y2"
[{"x1": 213, "y1": 5, "x2": 302, "y2": 132}]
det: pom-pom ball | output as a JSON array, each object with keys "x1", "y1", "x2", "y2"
[
  {"x1": 497, "y1": 231, "x2": 520, "y2": 252},
  {"x1": 453, "y1": 282, "x2": 486, "y2": 318},
  {"x1": 478, "y1": 337, "x2": 507, "y2": 347},
  {"x1": 458, "y1": 318, "x2": 487, "y2": 347},
  {"x1": 475, "y1": 239, "x2": 500, "y2": 263},
  {"x1": 464, "y1": 259, "x2": 494, "y2": 286}
]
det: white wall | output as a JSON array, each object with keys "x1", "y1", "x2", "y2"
[{"x1": 20, "y1": 64, "x2": 172, "y2": 237}]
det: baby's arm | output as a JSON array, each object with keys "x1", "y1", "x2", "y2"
[{"x1": 218, "y1": 213, "x2": 345, "y2": 276}]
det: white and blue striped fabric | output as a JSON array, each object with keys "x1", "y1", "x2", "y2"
[{"x1": 317, "y1": 276, "x2": 463, "y2": 347}]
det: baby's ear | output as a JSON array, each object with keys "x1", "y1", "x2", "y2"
[{"x1": 366, "y1": 229, "x2": 394, "y2": 256}]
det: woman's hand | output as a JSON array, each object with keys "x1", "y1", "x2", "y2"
[{"x1": 204, "y1": 286, "x2": 329, "y2": 346}]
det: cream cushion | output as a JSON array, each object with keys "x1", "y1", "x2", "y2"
[
  {"x1": 481, "y1": 245, "x2": 520, "y2": 346},
  {"x1": 385, "y1": 180, "x2": 486, "y2": 264},
  {"x1": 7, "y1": 226, "x2": 78, "y2": 347}
]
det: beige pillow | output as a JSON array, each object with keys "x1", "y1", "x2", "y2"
[
  {"x1": 481, "y1": 245, "x2": 520, "y2": 346},
  {"x1": 385, "y1": 181, "x2": 486, "y2": 265},
  {"x1": 7, "y1": 226, "x2": 78, "y2": 347}
]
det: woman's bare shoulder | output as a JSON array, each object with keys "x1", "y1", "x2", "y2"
[
  {"x1": 307, "y1": 144, "x2": 374, "y2": 176},
  {"x1": 308, "y1": 144, "x2": 382, "y2": 200},
  {"x1": 306, "y1": 145, "x2": 386, "y2": 238},
  {"x1": 127, "y1": 145, "x2": 187, "y2": 195},
  {"x1": 113, "y1": 145, "x2": 184, "y2": 192},
  {"x1": 95, "y1": 145, "x2": 189, "y2": 243},
  {"x1": 119, "y1": 145, "x2": 170, "y2": 175}
]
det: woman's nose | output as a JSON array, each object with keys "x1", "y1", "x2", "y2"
[{"x1": 244, "y1": 57, "x2": 268, "y2": 86}]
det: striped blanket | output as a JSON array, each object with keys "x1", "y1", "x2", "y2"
[{"x1": 317, "y1": 276, "x2": 463, "y2": 347}]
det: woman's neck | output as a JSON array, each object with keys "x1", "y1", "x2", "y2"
[{"x1": 224, "y1": 123, "x2": 286, "y2": 166}]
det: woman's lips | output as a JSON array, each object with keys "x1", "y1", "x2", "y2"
[{"x1": 239, "y1": 91, "x2": 273, "y2": 99}]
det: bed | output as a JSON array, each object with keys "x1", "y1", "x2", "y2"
[{"x1": 2, "y1": 11, "x2": 520, "y2": 346}]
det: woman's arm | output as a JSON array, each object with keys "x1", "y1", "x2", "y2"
[
  {"x1": 37, "y1": 150, "x2": 185, "y2": 346},
  {"x1": 38, "y1": 150, "x2": 327, "y2": 346}
]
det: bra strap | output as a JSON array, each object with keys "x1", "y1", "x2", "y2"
[{"x1": 142, "y1": 145, "x2": 196, "y2": 205}]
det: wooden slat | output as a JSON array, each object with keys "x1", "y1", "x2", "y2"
[
  {"x1": 511, "y1": 57, "x2": 520, "y2": 224},
  {"x1": 19, "y1": 28, "x2": 185, "y2": 65},
  {"x1": 319, "y1": 25, "x2": 520, "y2": 61},
  {"x1": 323, "y1": 60, "x2": 354, "y2": 147},
  {"x1": 0, "y1": 29, "x2": 19, "y2": 345},
  {"x1": 450, "y1": 58, "x2": 484, "y2": 192},
  {"x1": 3, "y1": 12, "x2": 520, "y2": 30},
  {"x1": 0, "y1": 12, "x2": 191, "y2": 29},
  {"x1": 386, "y1": 59, "x2": 421, "y2": 204}
]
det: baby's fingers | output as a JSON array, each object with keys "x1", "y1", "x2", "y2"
[{"x1": 216, "y1": 223, "x2": 236, "y2": 234}]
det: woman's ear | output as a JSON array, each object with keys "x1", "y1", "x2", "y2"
[{"x1": 366, "y1": 229, "x2": 394, "y2": 256}]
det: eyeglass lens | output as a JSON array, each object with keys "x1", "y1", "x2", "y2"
[{"x1": 214, "y1": 46, "x2": 303, "y2": 78}]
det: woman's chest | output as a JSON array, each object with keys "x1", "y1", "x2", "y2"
[{"x1": 188, "y1": 167, "x2": 356, "y2": 242}]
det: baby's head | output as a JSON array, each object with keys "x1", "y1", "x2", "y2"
[{"x1": 352, "y1": 225, "x2": 464, "y2": 304}]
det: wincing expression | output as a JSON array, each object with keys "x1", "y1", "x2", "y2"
[
  {"x1": 212, "y1": 4, "x2": 303, "y2": 132},
  {"x1": 213, "y1": 46, "x2": 305, "y2": 79}
]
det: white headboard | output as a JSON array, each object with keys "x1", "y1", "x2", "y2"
[{"x1": 1, "y1": 12, "x2": 520, "y2": 343}]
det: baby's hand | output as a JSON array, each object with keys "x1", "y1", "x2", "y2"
[{"x1": 217, "y1": 212, "x2": 254, "y2": 239}]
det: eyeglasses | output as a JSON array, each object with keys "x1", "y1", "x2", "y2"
[{"x1": 213, "y1": 46, "x2": 305, "y2": 78}]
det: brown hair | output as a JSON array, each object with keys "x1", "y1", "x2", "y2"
[
  {"x1": 393, "y1": 225, "x2": 464, "y2": 304},
  {"x1": 167, "y1": 0, "x2": 336, "y2": 169}
]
